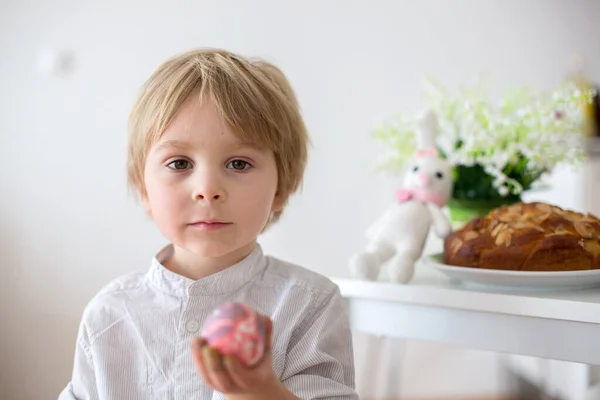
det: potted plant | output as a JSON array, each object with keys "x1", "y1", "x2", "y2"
[{"x1": 372, "y1": 77, "x2": 594, "y2": 226}]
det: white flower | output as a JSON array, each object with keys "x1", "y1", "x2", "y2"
[{"x1": 373, "y1": 78, "x2": 594, "y2": 197}]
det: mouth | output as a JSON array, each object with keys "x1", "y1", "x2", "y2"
[{"x1": 188, "y1": 220, "x2": 233, "y2": 231}]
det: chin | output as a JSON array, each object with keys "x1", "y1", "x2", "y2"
[
  {"x1": 186, "y1": 243, "x2": 234, "y2": 258},
  {"x1": 180, "y1": 239, "x2": 255, "y2": 259}
]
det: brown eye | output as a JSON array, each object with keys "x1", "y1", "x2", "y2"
[
  {"x1": 227, "y1": 160, "x2": 252, "y2": 170},
  {"x1": 167, "y1": 160, "x2": 191, "y2": 170}
]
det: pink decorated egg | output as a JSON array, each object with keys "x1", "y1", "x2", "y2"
[{"x1": 201, "y1": 302, "x2": 267, "y2": 366}]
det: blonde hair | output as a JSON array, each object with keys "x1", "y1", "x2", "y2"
[{"x1": 127, "y1": 48, "x2": 309, "y2": 224}]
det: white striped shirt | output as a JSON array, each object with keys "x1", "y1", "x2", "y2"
[{"x1": 59, "y1": 244, "x2": 357, "y2": 400}]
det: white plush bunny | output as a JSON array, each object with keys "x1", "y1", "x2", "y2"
[{"x1": 350, "y1": 109, "x2": 453, "y2": 283}]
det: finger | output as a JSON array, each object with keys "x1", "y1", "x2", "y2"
[
  {"x1": 204, "y1": 347, "x2": 236, "y2": 393},
  {"x1": 263, "y1": 316, "x2": 273, "y2": 353},
  {"x1": 190, "y1": 338, "x2": 214, "y2": 387},
  {"x1": 190, "y1": 338, "x2": 206, "y2": 371},
  {"x1": 224, "y1": 355, "x2": 252, "y2": 390}
]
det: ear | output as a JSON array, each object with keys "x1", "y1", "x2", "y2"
[
  {"x1": 415, "y1": 108, "x2": 439, "y2": 150},
  {"x1": 416, "y1": 147, "x2": 439, "y2": 158},
  {"x1": 141, "y1": 193, "x2": 152, "y2": 216},
  {"x1": 271, "y1": 190, "x2": 285, "y2": 213}
]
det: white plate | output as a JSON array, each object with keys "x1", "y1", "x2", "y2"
[{"x1": 423, "y1": 253, "x2": 600, "y2": 291}]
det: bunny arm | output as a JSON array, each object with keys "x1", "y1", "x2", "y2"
[{"x1": 426, "y1": 202, "x2": 452, "y2": 238}]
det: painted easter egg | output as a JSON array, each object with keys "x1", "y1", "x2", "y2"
[{"x1": 201, "y1": 302, "x2": 267, "y2": 366}]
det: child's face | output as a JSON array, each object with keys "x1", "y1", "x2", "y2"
[{"x1": 142, "y1": 99, "x2": 282, "y2": 261}]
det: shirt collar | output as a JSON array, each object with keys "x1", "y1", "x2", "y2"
[{"x1": 146, "y1": 244, "x2": 267, "y2": 296}]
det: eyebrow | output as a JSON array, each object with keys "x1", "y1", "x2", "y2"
[
  {"x1": 154, "y1": 140, "x2": 191, "y2": 152},
  {"x1": 232, "y1": 141, "x2": 265, "y2": 152},
  {"x1": 154, "y1": 139, "x2": 265, "y2": 153}
]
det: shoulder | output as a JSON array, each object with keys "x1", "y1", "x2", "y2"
[
  {"x1": 90, "y1": 270, "x2": 148, "y2": 305},
  {"x1": 257, "y1": 256, "x2": 343, "y2": 319},
  {"x1": 78, "y1": 271, "x2": 149, "y2": 341},
  {"x1": 262, "y1": 255, "x2": 340, "y2": 297},
  {"x1": 255, "y1": 255, "x2": 350, "y2": 338},
  {"x1": 96, "y1": 270, "x2": 148, "y2": 295}
]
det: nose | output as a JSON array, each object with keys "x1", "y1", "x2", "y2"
[
  {"x1": 416, "y1": 172, "x2": 431, "y2": 187},
  {"x1": 191, "y1": 171, "x2": 226, "y2": 202},
  {"x1": 194, "y1": 191, "x2": 223, "y2": 201}
]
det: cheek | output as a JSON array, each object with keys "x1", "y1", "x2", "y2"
[
  {"x1": 246, "y1": 190, "x2": 277, "y2": 215},
  {"x1": 238, "y1": 183, "x2": 275, "y2": 209},
  {"x1": 145, "y1": 175, "x2": 187, "y2": 217},
  {"x1": 235, "y1": 173, "x2": 278, "y2": 219}
]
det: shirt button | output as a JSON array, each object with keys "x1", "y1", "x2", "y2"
[{"x1": 186, "y1": 319, "x2": 199, "y2": 333}]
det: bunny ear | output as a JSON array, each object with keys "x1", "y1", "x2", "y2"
[
  {"x1": 416, "y1": 147, "x2": 439, "y2": 158},
  {"x1": 415, "y1": 108, "x2": 439, "y2": 150}
]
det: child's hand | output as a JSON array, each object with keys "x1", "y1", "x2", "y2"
[{"x1": 191, "y1": 315, "x2": 277, "y2": 396}]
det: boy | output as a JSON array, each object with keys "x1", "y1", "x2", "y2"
[{"x1": 59, "y1": 48, "x2": 358, "y2": 399}]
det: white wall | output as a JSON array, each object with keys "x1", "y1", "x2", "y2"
[{"x1": 1, "y1": 1, "x2": 599, "y2": 399}]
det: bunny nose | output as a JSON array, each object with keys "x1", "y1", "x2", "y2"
[{"x1": 416, "y1": 173, "x2": 431, "y2": 187}]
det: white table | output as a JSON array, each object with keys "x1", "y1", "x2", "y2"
[{"x1": 332, "y1": 261, "x2": 600, "y2": 366}]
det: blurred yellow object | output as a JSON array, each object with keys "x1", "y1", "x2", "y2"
[{"x1": 570, "y1": 53, "x2": 599, "y2": 137}]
